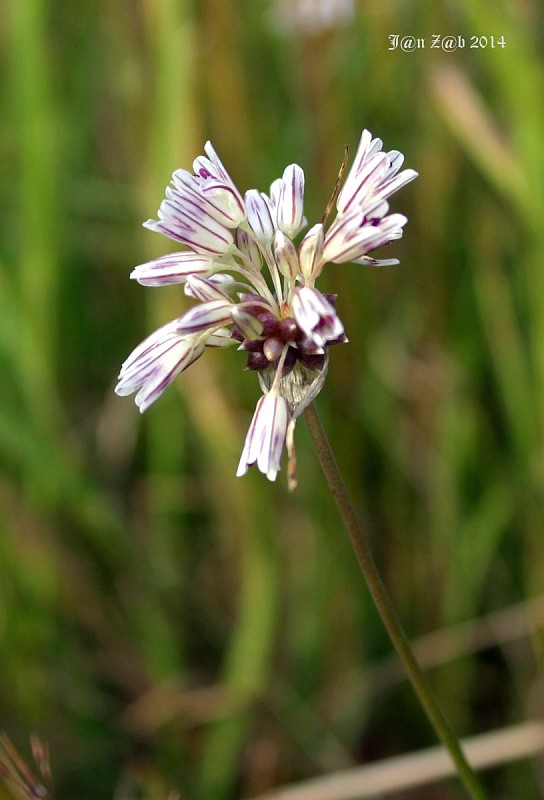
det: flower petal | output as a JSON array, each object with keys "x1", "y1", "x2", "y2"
[
  {"x1": 323, "y1": 206, "x2": 408, "y2": 264},
  {"x1": 184, "y1": 274, "x2": 234, "y2": 303},
  {"x1": 274, "y1": 230, "x2": 300, "y2": 280},
  {"x1": 245, "y1": 189, "x2": 276, "y2": 244},
  {"x1": 175, "y1": 299, "x2": 234, "y2": 335},
  {"x1": 336, "y1": 129, "x2": 418, "y2": 214},
  {"x1": 292, "y1": 286, "x2": 345, "y2": 348},
  {"x1": 116, "y1": 327, "x2": 204, "y2": 412},
  {"x1": 276, "y1": 164, "x2": 306, "y2": 238},
  {"x1": 130, "y1": 252, "x2": 216, "y2": 286},
  {"x1": 298, "y1": 223, "x2": 325, "y2": 283}
]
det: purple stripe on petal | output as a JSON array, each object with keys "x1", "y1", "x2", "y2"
[
  {"x1": 337, "y1": 152, "x2": 389, "y2": 213},
  {"x1": 175, "y1": 299, "x2": 233, "y2": 335},
  {"x1": 236, "y1": 391, "x2": 290, "y2": 481},
  {"x1": 130, "y1": 253, "x2": 215, "y2": 286},
  {"x1": 135, "y1": 339, "x2": 205, "y2": 412},
  {"x1": 371, "y1": 169, "x2": 419, "y2": 202}
]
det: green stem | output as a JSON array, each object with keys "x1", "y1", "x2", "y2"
[{"x1": 304, "y1": 402, "x2": 489, "y2": 800}]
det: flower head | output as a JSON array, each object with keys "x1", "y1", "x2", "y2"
[{"x1": 116, "y1": 132, "x2": 417, "y2": 485}]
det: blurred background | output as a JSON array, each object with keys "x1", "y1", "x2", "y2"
[{"x1": 1, "y1": 0, "x2": 544, "y2": 798}]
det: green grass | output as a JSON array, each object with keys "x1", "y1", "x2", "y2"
[{"x1": 2, "y1": 1, "x2": 544, "y2": 798}]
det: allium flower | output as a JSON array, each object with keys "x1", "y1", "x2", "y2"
[
  {"x1": 116, "y1": 132, "x2": 417, "y2": 486},
  {"x1": 272, "y1": 0, "x2": 355, "y2": 36},
  {"x1": 236, "y1": 390, "x2": 291, "y2": 481}
]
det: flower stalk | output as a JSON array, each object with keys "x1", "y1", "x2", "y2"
[{"x1": 304, "y1": 401, "x2": 489, "y2": 800}]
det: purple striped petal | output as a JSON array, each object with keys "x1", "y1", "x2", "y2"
[
  {"x1": 337, "y1": 152, "x2": 390, "y2": 213},
  {"x1": 115, "y1": 326, "x2": 204, "y2": 412},
  {"x1": 184, "y1": 272, "x2": 236, "y2": 301},
  {"x1": 130, "y1": 253, "x2": 216, "y2": 286},
  {"x1": 175, "y1": 299, "x2": 233, "y2": 335},
  {"x1": 323, "y1": 203, "x2": 408, "y2": 264},
  {"x1": 245, "y1": 189, "x2": 275, "y2": 244},
  {"x1": 274, "y1": 231, "x2": 300, "y2": 279},
  {"x1": 236, "y1": 391, "x2": 290, "y2": 481},
  {"x1": 184, "y1": 274, "x2": 233, "y2": 303},
  {"x1": 292, "y1": 287, "x2": 344, "y2": 348},
  {"x1": 143, "y1": 215, "x2": 233, "y2": 256},
  {"x1": 276, "y1": 164, "x2": 306, "y2": 238},
  {"x1": 336, "y1": 130, "x2": 418, "y2": 214},
  {"x1": 235, "y1": 228, "x2": 263, "y2": 271},
  {"x1": 298, "y1": 223, "x2": 325, "y2": 282},
  {"x1": 370, "y1": 168, "x2": 419, "y2": 202},
  {"x1": 200, "y1": 180, "x2": 246, "y2": 227},
  {"x1": 171, "y1": 170, "x2": 245, "y2": 228}
]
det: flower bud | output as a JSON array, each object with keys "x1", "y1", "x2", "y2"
[{"x1": 274, "y1": 230, "x2": 300, "y2": 280}]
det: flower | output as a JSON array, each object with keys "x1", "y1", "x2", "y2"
[
  {"x1": 236, "y1": 390, "x2": 291, "y2": 481},
  {"x1": 115, "y1": 320, "x2": 230, "y2": 413},
  {"x1": 291, "y1": 286, "x2": 345, "y2": 348},
  {"x1": 116, "y1": 132, "x2": 417, "y2": 485},
  {"x1": 272, "y1": 0, "x2": 355, "y2": 36}
]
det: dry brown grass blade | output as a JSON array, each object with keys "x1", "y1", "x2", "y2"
[
  {"x1": 251, "y1": 720, "x2": 544, "y2": 800},
  {"x1": 0, "y1": 736, "x2": 53, "y2": 800},
  {"x1": 368, "y1": 593, "x2": 544, "y2": 695},
  {"x1": 429, "y1": 63, "x2": 528, "y2": 212}
]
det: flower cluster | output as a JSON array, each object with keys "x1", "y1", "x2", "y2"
[{"x1": 116, "y1": 130, "x2": 417, "y2": 486}]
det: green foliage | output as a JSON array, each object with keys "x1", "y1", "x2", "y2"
[{"x1": 1, "y1": 1, "x2": 544, "y2": 797}]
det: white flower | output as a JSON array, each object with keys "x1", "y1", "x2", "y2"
[
  {"x1": 117, "y1": 133, "x2": 417, "y2": 484},
  {"x1": 194, "y1": 141, "x2": 246, "y2": 218},
  {"x1": 274, "y1": 231, "x2": 300, "y2": 280},
  {"x1": 299, "y1": 223, "x2": 325, "y2": 282},
  {"x1": 320, "y1": 130, "x2": 417, "y2": 267},
  {"x1": 184, "y1": 274, "x2": 235, "y2": 303},
  {"x1": 130, "y1": 252, "x2": 217, "y2": 286},
  {"x1": 273, "y1": 0, "x2": 355, "y2": 35},
  {"x1": 115, "y1": 322, "x2": 206, "y2": 413},
  {"x1": 236, "y1": 391, "x2": 291, "y2": 480},
  {"x1": 323, "y1": 199, "x2": 408, "y2": 265},
  {"x1": 292, "y1": 286, "x2": 345, "y2": 348},
  {"x1": 336, "y1": 129, "x2": 418, "y2": 213},
  {"x1": 170, "y1": 169, "x2": 246, "y2": 229},
  {"x1": 275, "y1": 164, "x2": 306, "y2": 238},
  {"x1": 143, "y1": 142, "x2": 248, "y2": 255},
  {"x1": 245, "y1": 190, "x2": 276, "y2": 245},
  {"x1": 143, "y1": 203, "x2": 235, "y2": 256},
  {"x1": 175, "y1": 299, "x2": 234, "y2": 335}
]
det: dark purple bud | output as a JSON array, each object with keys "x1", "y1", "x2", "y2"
[
  {"x1": 245, "y1": 351, "x2": 269, "y2": 370},
  {"x1": 258, "y1": 312, "x2": 280, "y2": 337},
  {"x1": 282, "y1": 347, "x2": 298, "y2": 376},
  {"x1": 230, "y1": 326, "x2": 244, "y2": 342},
  {"x1": 241, "y1": 302, "x2": 268, "y2": 317},
  {"x1": 242, "y1": 338, "x2": 265, "y2": 352},
  {"x1": 298, "y1": 352, "x2": 326, "y2": 371}
]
